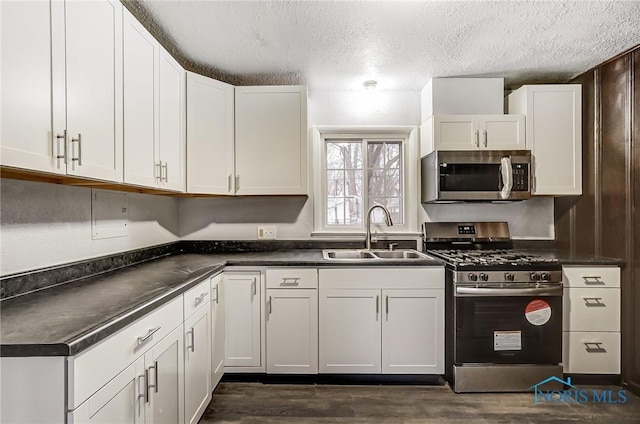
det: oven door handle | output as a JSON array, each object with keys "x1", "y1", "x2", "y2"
[{"x1": 455, "y1": 286, "x2": 563, "y2": 297}]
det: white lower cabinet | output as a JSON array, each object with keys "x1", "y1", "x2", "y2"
[
  {"x1": 318, "y1": 268, "x2": 445, "y2": 375},
  {"x1": 210, "y1": 274, "x2": 226, "y2": 390},
  {"x1": 562, "y1": 265, "x2": 621, "y2": 374},
  {"x1": 183, "y1": 280, "x2": 212, "y2": 424},
  {"x1": 69, "y1": 325, "x2": 184, "y2": 424},
  {"x1": 224, "y1": 272, "x2": 264, "y2": 370}
]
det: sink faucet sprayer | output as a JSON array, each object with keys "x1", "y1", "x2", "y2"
[{"x1": 365, "y1": 204, "x2": 393, "y2": 250}]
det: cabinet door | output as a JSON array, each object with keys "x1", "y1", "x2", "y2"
[
  {"x1": 210, "y1": 275, "x2": 225, "y2": 389},
  {"x1": 433, "y1": 115, "x2": 477, "y2": 150},
  {"x1": 224, "y1": 273, "x2": 262, "y2": 367},
  {"x1": 480, "y1": 115, "x2": 525, "y2": 150},
  {"x1": 319, "y1": 289, "x2": 381, "y2": 373},
  {"x1": 158, "y1": 49, "x2": 185, "y2": 192},
  {"x1": 186, "y1": 72, "x2": 234, "y2": 194},
  {"x1": 65, "y1": 0, "x2": 123, "y2": 182},
  {"x1": 69, "y1": 357, "x2": 145, "y2": 424},
  {"x1": 266, "y1": 288, "x2": 318, "y2": 374},
  {"x1": 0, "y1": 0, "x2": 64, "y2": 174},
  {"x1": 381, "y1": 289, "x2": 444, "y2": 374},
  {"x1": 234, "y1": 86, "x2": 307, "y2": 195},
  {"x1": 123, "y1": 9, "x2": 158, "y2": 188},
  {"x1": 184, "y1": 306, "x2": 211, "y2": 424},
  {"x1": 145, "y1": 326, "x2": 185, "y2": 424}
]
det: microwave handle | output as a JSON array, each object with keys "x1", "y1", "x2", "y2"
[{"x1": 499, "y1": 157, "x2": 513, "y2": 199}]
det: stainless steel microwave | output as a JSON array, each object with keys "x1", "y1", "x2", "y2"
[{"x1": 421, "y1": 150, "x2": 532, "y2": 203}]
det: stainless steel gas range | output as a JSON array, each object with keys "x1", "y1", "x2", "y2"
[{"x1": 423, "y1": 222, "x2": 563, "y2": 393}]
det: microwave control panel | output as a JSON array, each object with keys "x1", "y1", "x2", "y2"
[{"x1": 512, "y1": 164, "x2": 529, "y2": 191}]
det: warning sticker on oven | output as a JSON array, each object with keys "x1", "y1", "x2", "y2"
[
  {"x1": 525, "y1": 299, "x2": 552, "y2": 326},
  {"x1": 494, "y1": 331, "x2": 522, "y2": 351}
]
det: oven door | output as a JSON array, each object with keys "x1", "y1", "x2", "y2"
[{"x1": 453, "y1": 287, "x2": 562, "y2": 365}]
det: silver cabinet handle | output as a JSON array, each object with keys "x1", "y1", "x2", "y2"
[
  {"x1": 213, "y1": 285, "x2": 219, "y2": 303},
  {"x1": 235, "y1": 175, "x2": 240, "y2": 191},
  {"x1": 474, "y1": 130, "x2": 479, "y2": 148},
  {"x1": 194, "y1": 292, "x2": 207, "y2": 307},
  {"x1": 376, "y1": 295, "x2": 379, "y2": 315},
  {"x1": 144, "y1": 367, "x2": 151, "y2": 403},
  {"x1": 483, "y1": 129, "x2": 487, "y2": 147},
  {"x1": 162, "y1": 162, "x2": 168, "y2": 182},
  {"x1": 55, "y1": 130, "x2": 67, "y2": 165},
  {"x1": 186, "y1": 328, "x2": 195, "y2": 352},
  {"x1": 281, "y1": 277, "x2": 300, "y2": 286},
  {"x1": 228, "y1": 174, "x2": 232, "y2": 192},
  {"x1": 584, "y1": 342, "x2": 607, "y2": 353},
  {"x1": 268, "y1": 295, "x2": 272, "y2": 314},
  {"x1": 137, "y1": 374, "x2": 146, "y2": 415},
  {"x1": 71, "y1": 133, "x2": 82, "y2": 165},
  {"x1": 385, "y1": 295, "x2": 389, "y2": 316},
  {"x1": 136, "y1": 326, "x2": 161, "y2": 349},
  {"x1": 146, "y1": 360, "x2": 158, "y2": 398},
  {"x1": 252, "y1": 277, "x2": 257, "y2": 295},
  {"x1": 582, "y1": 276, "x2": 605, "y2": 285},
  {"x1": 583, "y1": 297, "x2": 606, "y2": 307},
  {"x1": 155, "y1": 162, "x2": 162, "y2": 180}
]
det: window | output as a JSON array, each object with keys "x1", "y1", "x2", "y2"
[{"x1": 313, "y1": 128, "x2": 418, "y2": 235}]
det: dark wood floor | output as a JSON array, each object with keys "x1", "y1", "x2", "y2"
[{"x1": 199, "y1": 382, "x2": 640, "y2": 423}]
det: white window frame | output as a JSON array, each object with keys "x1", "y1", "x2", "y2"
[{"x1": 311, "y1": 126, "x2": 419, "y2": 237}]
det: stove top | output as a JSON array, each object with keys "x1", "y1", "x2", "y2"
[{"x1": 427, "y1": 249, "x2": 559, "y2": 267}]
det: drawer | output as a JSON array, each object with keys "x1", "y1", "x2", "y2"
[
  {"x1": 70, "y1": 296, "x2": 183, "y2": 409},
  {"x1": 563, "y1": 331, "x2": 620, "y2": 374},
  {"x1": 266, "y1": 268, "x2": 318, "y2": 289},
  {"x1": 563, "y1": 266, "x2": 620, "y2": 288},
  {"x1": 184, "y1": 278, "x2": 211, "y2": 319},
  {"x1": 563, "y1": 287, "x2": 620, "y2": 332}
]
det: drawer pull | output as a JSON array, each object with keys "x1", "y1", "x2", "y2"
[
  {"x1": 582, "y1": 276, "x2": 605, "y2": 285},
  {"x1": 584, "y1": 342, "x2": 607, "y2": 353},
  {"x1": 147, "y1": 360, "x2": 158, "y2": 397},
  {"x1": 281, "y1": 277, "x2": 300, "y2": 286},
  {"x1": 583, "y1": 297, "x2": 606, "y2": 307},
  {"x1": 186, "y1": 328, "x2": 195, "y2": 352},
  {"x1": 194, "y1": 292, "x2": 208, "y2": 307},
  {"x1": 136, "y1": 326, "x2": 161, "y2": 349}
]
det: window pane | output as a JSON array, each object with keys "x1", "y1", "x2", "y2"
[
  {"x1": 326, "y1": 143, "x2": 344, "y2": 169},
  {"x1": 327, "y1": 197, "x2": 343, "y2": 225},
  {"x1": 366, "y1": 141, "x2": 403, "y2": 225},
  {"x1": 327, "y1": 141, "x2": 361, "y2": 169},
  {"x1": 368, "y1": 169, "x2": 384, "y2": 196},
  {"x1": 327, "y1": 170, "x2": 344, "y2": 196},
  {"x1": 369, "y1": 197, "x2": 402, "y2": 224},
  {"x1": 345, "y1": 197, "x2": 362, "y2": 225},
  {"x1": 345, "y1": 170, "x2": 362, "y2": 198},
  {"x1": 367, "y1": 142, "x2": 385, "y2": 169},
  {"x1": 385, "y1": 169, "x2": 401, "y2": 197},
  {"x1": 386, "y1": 143, "x2": 401, "y2": 169}
]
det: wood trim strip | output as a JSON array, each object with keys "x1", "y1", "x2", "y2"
[{"x1": 594, "y1": 68, "x2": 602, "y2": 257}]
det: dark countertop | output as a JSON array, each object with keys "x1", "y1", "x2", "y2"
[
  {"x1": 0, "y1": 250, "x2": 442, "y2": 357},
  {"x1": 520, "y1": 249, "x2": 626, "y2": 267}
]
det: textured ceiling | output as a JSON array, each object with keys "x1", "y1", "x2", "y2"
[{"x1": 137, "y1": 0, "x2": 640, "y2": 90}]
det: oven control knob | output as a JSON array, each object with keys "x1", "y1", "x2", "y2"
[
  {"x1": 479, "y1": 273, "x2": 489, "y2": 281},
  {"x1": 504, "y1": 272, "x2": 515, "y2": 281},
  {"x1": 540, "y1": 272, "x2": 550, "y2": 281},
  {"x1": 530, "y1": 272, "x2": 541, "y2": 281},
  {"x1": 468, "y1": 273, "x2": 478, "y2": 281}
]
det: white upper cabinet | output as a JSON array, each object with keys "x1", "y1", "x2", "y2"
[
  {"x1": 234, "y1": 85, "x2": 308, "y2": 195},
  {"x1": 0, "y1": 0, "x2": 63, "y2": 174},
  {"x1": 420, "y1": 114, "x2": 525, "y2": 155},
  {"x1": 421, "y1": 77, "x2": 504, "y2": 122},
  {"x1": 65, "y1": 0, "x2": 123, "y2": 182},
  {"x1": 186, "y1": 72, "x2": 235, "y2": 194},
  {"x1": 508, "y1": 85, "x2": 582, "y2": 195},
  {"x1": 123, "y1": 9, "x2": 185, "y2": 191},
  {"x1": 1, "y1": 0, "x2": 123, "y2": 182}
]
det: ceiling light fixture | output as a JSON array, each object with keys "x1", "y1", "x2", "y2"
[{"x1": 363, "y1": 80, "x2": 377, "y2": 90}]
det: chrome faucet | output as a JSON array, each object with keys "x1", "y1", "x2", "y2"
[{"x1": 365, "y1": 204, "x2": 393, "y2": 250}]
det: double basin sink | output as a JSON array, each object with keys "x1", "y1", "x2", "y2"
[{"x1": 322, "y1": 249, "x2": 431, "y2": 261}]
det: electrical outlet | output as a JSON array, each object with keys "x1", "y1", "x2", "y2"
[{"x1": 257, "y1": 225, "x2": 276, "y2": 240}]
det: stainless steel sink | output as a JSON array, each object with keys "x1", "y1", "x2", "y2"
[{"x1": 322, "y1": 249, "x2": 431, "y2": 261}]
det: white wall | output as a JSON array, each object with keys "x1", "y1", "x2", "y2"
[{"x1": 0, "y1": 179, "x2": 180, "y2": 275}]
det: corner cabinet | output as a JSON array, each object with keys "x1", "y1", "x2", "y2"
[
  {"x1": 123, "y1": 9, "x2": 185, "y2": 192},
  {"x1": 318, "y1": 268, "x2": 445, "y2": 374},
  {"x1": 234, "y1": 86, "x2": 308, "y2": 195},
  {"x1": 186, "y1": 72, "x2": 235, "y2": 194},
  {"x1": 1, "y1": 0, "x2": 123, "y2": 182},
  {"x1": 507, "y1": 84, "x2": 582, "y2": 195},
  {"x1": 420, "y1": 114, "x2": 525, "y2": 155},
  {"x1": 562, "y1": 266, "x2": 621, "y2": 374}
]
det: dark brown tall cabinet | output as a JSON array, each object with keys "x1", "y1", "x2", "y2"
[{"x1": 555, "y1": 45, "x2": 639, "y2": 396}]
